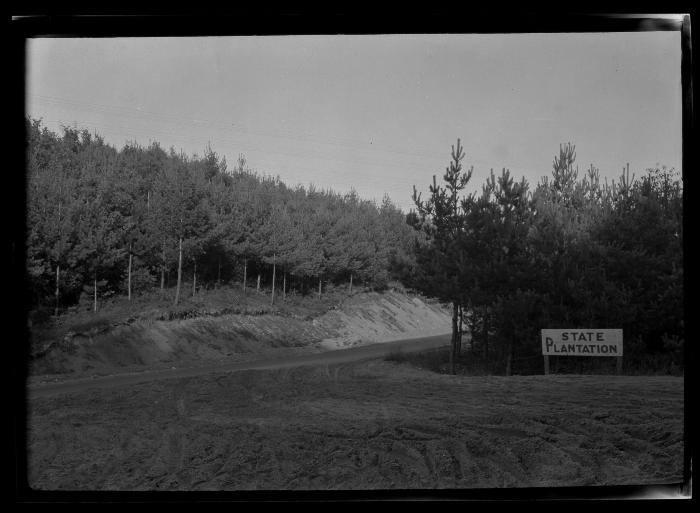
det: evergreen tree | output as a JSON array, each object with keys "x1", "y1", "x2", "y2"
[{"x1": 411, "y1": 139, "x2": 473, "y2": 374}]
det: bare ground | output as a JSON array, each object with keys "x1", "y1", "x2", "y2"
[
  {"x1": 26, "y1": 360, "x2": 684, "y2": 491},
  {"x1": 29, "y1": 290, "x2": 451, "y2": 380}
]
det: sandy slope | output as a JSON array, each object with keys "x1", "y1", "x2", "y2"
[
  {"x1": 26, "y1": 361, "x2": 684, "y2": 491},
  {"x1": 30, "y1": 291, "x2": 451, "y2": 379},
  {"x1": 315, "y1": 292, "x2": 450, "y2": 349}
]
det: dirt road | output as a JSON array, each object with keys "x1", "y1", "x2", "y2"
[{"x1": 28, "y1": 333, "x2": 451, "y2": 398}]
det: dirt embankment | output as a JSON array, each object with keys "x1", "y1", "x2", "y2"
[
  {"x1": 27, "y1": 361, "x2": 684, "y2": 491},
  {"x1": 315, "y1": 293, "x2": 450, "y2": 350},
  {"x1": 30, "y1": 291, "x2": 451, "y2": 378}
]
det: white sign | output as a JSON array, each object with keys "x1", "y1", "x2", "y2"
[{"x1": 541, "y1": 329, "x2": 623, "y2": 356}]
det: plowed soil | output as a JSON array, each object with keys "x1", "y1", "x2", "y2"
[{"x1": 27, "y1": 360, "x2": 684, "y2": 491}]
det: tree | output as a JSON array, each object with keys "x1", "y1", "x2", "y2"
[
  {"x1": 411, "y1": 139, "x2": 474, "y2": 374},
  {"x1": 26, "y1": 121, "x2": 79, "y2": 313},
  {"x1": 474, "y1": 169, "x2": 532, "y2": 374},
  {"x1": 72, "y1": 196, "x2": 129, "y2": 312}
]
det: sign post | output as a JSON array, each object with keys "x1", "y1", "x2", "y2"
[{"x1": 541, "y1": 329, "x2": 623, "y2": 375}]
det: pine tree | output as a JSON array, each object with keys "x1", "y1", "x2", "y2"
[{"x1": 411, "y1": 139, "x2": 473, "y2": 374}]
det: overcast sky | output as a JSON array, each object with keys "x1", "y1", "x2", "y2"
[{"x1": 26, "y1": 33, "x2": 682, "y2": 212}]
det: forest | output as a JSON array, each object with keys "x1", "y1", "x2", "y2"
[
  {"x1": 405, "y1": 140, "x2": 683, "y2": 375},
  {"x1": 26, "y1": 118, "x2": 416, "y2": 314},
  {"x1": 26, "y1": 118, "x2": 684, "y2": 375}
]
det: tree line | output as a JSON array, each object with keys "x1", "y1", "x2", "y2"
[
  {"x1": 405, "y1": 140, "x2": 683, "y2": 374},
  {"x1": 26, "y1": 118, "x2": 416, "y2": 314},
  {"x1": 26, "y1": 119, "x2": 683, "y2": 374}
]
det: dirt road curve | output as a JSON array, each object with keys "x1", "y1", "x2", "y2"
[{"x1": 28, "y1": 333, "x2": 452, "y2": 398}]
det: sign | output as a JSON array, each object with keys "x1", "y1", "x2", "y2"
[{"x1": 541, "y1": 329, "x2": 623, "y2": 356}]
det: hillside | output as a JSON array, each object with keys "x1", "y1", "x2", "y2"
[{"x1": 29, "y1": 286, "x2": 451, "y2": 379}]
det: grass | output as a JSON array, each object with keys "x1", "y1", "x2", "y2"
[
  {"x1": 44, "y1": 282, "x2": 345, "y2": 321},
  {"x1": 385, "y1": 347, "x2": 497, "y2": 376},
  {"x1": 386, "y1": 346, "x2": 684, "y2": 377}
]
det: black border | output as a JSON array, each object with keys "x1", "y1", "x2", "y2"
[
  {"x1": 10, "y1": 11, "x2": 694, "y2": 503},
  {"x1": 10, "y1": 483, "x2": 693, "y2": 502},
  {"x1": 9, "y1": 12, "x2": 687, "y2": 38}
]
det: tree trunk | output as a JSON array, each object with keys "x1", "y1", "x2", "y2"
[
  {"x1": 318, "y1": 276, "x2": 322, "y2": 299},
  {"x1": 271, "y1": 255, "x2": 276, "y2": 305},
  {"x1": 456, "y1": 303, "x2": 463, "y2": 355},
  {"x1": 349, "y1": 273, "x2": 353, "y2": 294},
  {"x1": 283, "y1": 270, "x2": 287, "y2": 300},
  {"x1": 93, "y1": 272, "x2": 98, "y2": 313},
  {"x1": 468, "y1": 308, "x2": 475, "y2": 355},
  {"x1": 450, "y1": 301, "x2": 458, "y2": 375},
  {"x1": 192, "y1": 260, "x2": 197, "y2": 297},
  {"x1": 56, "y1": 201, "x2": 62, "y2": 315},
  {"x1": 174, "y1": 237, "x2": 183, "y2": 306},
  {"x1": 147, "y1": 190, "x2": 150, "y2": 211},
  {"x1": 217, "y1": 259, "x2": 221, "y2": 288},
  {"x1": 256, "y1": 273, "x2": 261, "y2": 293},
  {"x1": 54, "y1": 263, "x2": 60, "y2": 316},
  {"x1": 128, "y1": 243, "x2": 133, "y2": 301},
  {"x1": 506, "y1": 343, "x2": 513, "y2": 376},
  {"x1": 483, "y1": 307, "x2": 489, "y2": 360},
  {"x1": 243, "y1": 259, "x2": 247, "y2": 293},
  {"x1": 160, "y1": 243, "x2": 166, "y2": 293}
]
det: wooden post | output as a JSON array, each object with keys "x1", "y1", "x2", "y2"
[
  {"x1": 544, "y1": 355, "x2": 550, "y2": 375},
  {"x1": 349, "y1": 273, "x2": 353, "y2": 294},
  {"x1": 283, "y1": 270, "x2": 287, "y2": 300},
  {"x1": 256, "y1": 273, "x2": 261, "y2": 293},
  {"x1": 318, "y1": 276, "x2": 322, "y2": 299},
  {"x1": 616, "y1": 356, "x2": 623, "y2": 375}
]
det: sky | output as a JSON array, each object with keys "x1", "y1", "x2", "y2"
[{"x1": 26, "y1": 32, "x2": 682, "y2": 212}]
